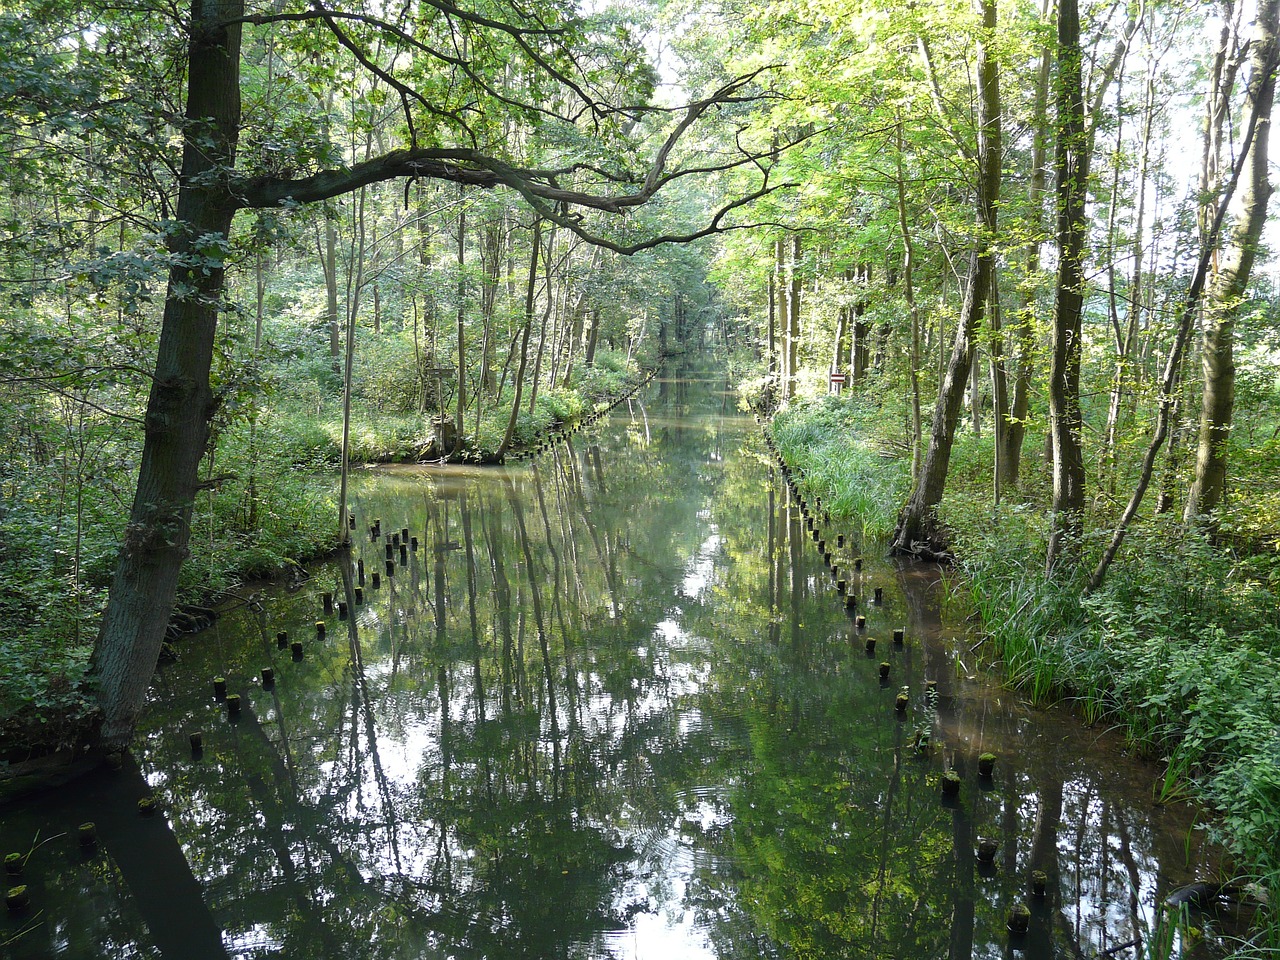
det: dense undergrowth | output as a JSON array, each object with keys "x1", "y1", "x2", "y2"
[
  {"x1": 0, "y1": 352, "x2": 649, "y2": 760},
  {"x1": 767, "y1": 389, "x2": 1280, "y2": 955}
]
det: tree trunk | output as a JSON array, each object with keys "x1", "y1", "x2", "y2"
[
  {"x1": 890, "y1": 0, "x2": 1001, "y2": 557},
  {"x1": 1185, "y1": 0, "x2": 1280, "y2": 523},
  {"x1": 90, "y1": 0, "x2": 244, "y2": 754},
  {"x1": 1101, "y1": 68, "x2": 1155, "y2": 496},
  {"x1": 1001, "y1": 0, "x2": 1050, "y2": 494},
  {"x1": 895, "y1": 118, "x2": 924, "y2": 481},
  {"x1": 498, "y1": 219, "x2": 541, "y2": 459},
  {"x1": 1046, "y1": 0, "x2": 1089, "y2": 572},
  {"x1": 454, "y1": 194, "x2": 467, "y2": 455},
  {"x1": 851, "y1": 264, "x2": 871, "y2": 380}
]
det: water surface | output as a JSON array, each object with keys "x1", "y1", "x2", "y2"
[{"x1": 1, "y1": 376, "x2": 1233, "y2": 958}]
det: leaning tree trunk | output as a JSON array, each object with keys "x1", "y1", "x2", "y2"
[
  {"x1": 90, "y1": 0, "x2": 244, "y2": 754},
  {"x1": 1045, "y1": 0, "x2": 1089, "y2": 572},
  {"x1": 890, "y1": 0, "x2": 1001, "y2": 558},
  {"x1": 1185, "y1": 0, "x2": 1280, "y2": 524}
]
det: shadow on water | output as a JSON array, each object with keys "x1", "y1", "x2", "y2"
[{"x1": 1, "y1": 372, "x2": 1241, "y2": 958}]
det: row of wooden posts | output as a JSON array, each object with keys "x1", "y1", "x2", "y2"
[{"x1": 760, "y1": 426, "x2": 1043, "y2": 938}]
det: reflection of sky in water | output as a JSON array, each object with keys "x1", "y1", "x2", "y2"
[{"x1": 680, "y1": 531, "x2": 722, "y2": 599}]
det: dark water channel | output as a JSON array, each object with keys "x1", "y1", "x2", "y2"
[{"x1": 2, "y1": 376, "x2": 1235, "y2": 959}]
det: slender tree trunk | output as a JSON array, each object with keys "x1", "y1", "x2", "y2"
[
  {"x1": 890, "y1": 0, "x2": 1001, "y2": 557},
  {"x1": 1102, "y1": 69, "x2": 1155, "y2": 496},
  {"x1": 988, "y1": 270, "x2": 1007, "y2": 502},
  {"x1": 90, "y1": 0, "x2": 244, "y2": 753},
  {"x1": 788, "y1": 235, "x2": 802, "y2": 398},
  {"x1": 851, "y1": 264, "x2": 871, "y2": 380},
  {"x1": 775, "y1": 237, "x2": 790, "y2": 398},
  {"x1": 767, "y1": 246, "x2": 778, "y2": 397},
  {"x1": 337, "y1": 188, "x2": 367, "y2": 546},
  {"x1": 1088, "y1": 59, "x2": 1271, "y2": 590},
  {"x1": 527, "y1": 224, "x2": 557, "y2": 415},
  {"x1": 1185, "y1": 0, "x2": 1280, "y2": 523},
  {"x1": 1046, "y1": 0, "x2": 1089, "y2": 572},
  {"x1": 454, "y1": 193, "x2": 467, "y2": 454},
  {"x1": 498, "y1": 218, "x2": 541, "y2": 458},
  {"x1": 895, "y1": 118, "x2": 924, "y2": 481},
  {"x1": 324, "y1": 218, "x2": 341, "y2": 361}
]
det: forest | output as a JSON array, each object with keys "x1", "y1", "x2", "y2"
[{"x1": 3, "y1": 0, "x2": 1280, "y2": 953}]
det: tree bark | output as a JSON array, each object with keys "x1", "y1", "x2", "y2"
[
  {"x1": 90, "y1": 0, "x2": 244, "y2": 753},
  {"x1": 890, "y1": 0, "x2": 1001, "y2": 557},
  {"x1": 1046, "y1": 0, "x2": 1089, "y2": 572},
  {"x1": 1185, "y1": 0, "x2": 1280, "y2": 523},
  {"x1": 498, "y1": 218, "x2": 541, "y2": 459}
]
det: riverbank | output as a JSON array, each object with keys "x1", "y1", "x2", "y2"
[
  {"x1": 0, "y1": 359, "x2": 656, "y2": 785},
  {"x1": 766, "y1": 391, "x2": 1278, "y2": 951}
]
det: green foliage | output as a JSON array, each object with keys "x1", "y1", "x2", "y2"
[
  {"x1": 770, "y1": 392, "x2": 910, "y2": 541},
  {"x1": 945, "y1": 502, "x2": 1280, "y2": 942}
]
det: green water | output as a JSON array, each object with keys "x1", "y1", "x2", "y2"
[{"x1": 1, "y1": 376, "x2": 1235, "y2": 958}]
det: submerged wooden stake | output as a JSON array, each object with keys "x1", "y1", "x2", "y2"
[
  {"x1": 1007, "y1": 902, "x2": 1031, "y2": 935},
  {"x1": 1031, "y1": 870, "x2": 1048, "y2": 898}
]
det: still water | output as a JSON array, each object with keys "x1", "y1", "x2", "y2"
[{"x1": 2, "y1": 377, "x2": 1235, "y2": 958}]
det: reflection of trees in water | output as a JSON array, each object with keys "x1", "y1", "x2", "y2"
[{"x1": 83, "y1": 386, "x2": 1226, "y2": 960}]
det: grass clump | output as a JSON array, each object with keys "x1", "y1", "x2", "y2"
[{"x1": 769, "y1": 393, "x2": 910, "y2": 542}]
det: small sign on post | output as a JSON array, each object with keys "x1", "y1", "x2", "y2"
[{"x1": 829, "y1": 371, "x2": 847, "y2": 394}]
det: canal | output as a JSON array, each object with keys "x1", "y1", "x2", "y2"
[{"x1": 1, "y1": 375, "x2": 1232, "y2": 958}]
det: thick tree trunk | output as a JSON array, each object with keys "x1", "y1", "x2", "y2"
[
  {"x1": 1046, "y1": 0, "x2": 1089, "y2": 572},
  {"x1": 1185, "y1": 0, "x2": 1279, "y2": 522},
  {"x1": 891, "y1": 0, "x2": 1001, "y2": 557},
  {"x1": 90, "y1": 0, "x2": 244, "y2": 754}
]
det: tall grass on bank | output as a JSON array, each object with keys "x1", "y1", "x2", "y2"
[
  {"x1": 766, "y1": 392, "x2": 1278, "y2": 949},
  {"x1": 768, "y1": 394, "x2": 909, "y2": 542},
  {"x1": 943, "y1": 498, "x2": 1280, "y2": 951}
]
